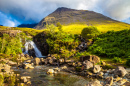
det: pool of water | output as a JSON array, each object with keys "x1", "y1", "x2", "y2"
[{"x1": 13, "y1": 66, "x2": 90, "y2": 86}]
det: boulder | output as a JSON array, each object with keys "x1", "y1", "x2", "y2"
[
  {"x1": 34, "y1": 57, "x2": 41, "y2": 65},
  {"x1": 80, "y1": 55, "x2": 100, "y2": 64},
  {"x1": 93, "y1": 65, "x2": 101, "y2": 73},
  {"x1": 114, "y1": 66, "x2": 127, "y2": 77},
  {"x1": 86, "y1": 79, "x2": 102, "y2": 86},
  {"x1": 105, "y1": 77, "x2": 113, "y2": 86},
  {"x1": 83, "y1": 60, "x2": 93, "y2": 69}
]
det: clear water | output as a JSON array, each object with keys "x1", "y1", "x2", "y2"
[{"x1": 13, "y1": 66, "x2": 90, "y2": 86}]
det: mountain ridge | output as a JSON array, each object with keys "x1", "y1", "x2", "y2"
[{"x1": 34, "y1": 7, "x2": 129, "y2": 29}]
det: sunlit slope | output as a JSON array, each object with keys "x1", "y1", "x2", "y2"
[
  {"x1": 62, "y1": 22, "x2": 130, "y2": 34},
  {"x1": 0, "y1": 26, "x2": 43, "y2": 36}
]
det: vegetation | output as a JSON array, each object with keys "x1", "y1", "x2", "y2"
[
  {"x1": 45, "y1": 24, "x2": 80, "y2": 61},
  {"x1": 126, "y1": 57, "x2": 130, "y2": 66},
  {"x1": 81, "y1": 26, "x2": 100, "y2": 40},
  {"x1": 112, "y1": 57, "x2": 122, "y2": 63},
  {"x1": 88, "y1": 29, "x2": 130, "y2": 58}
]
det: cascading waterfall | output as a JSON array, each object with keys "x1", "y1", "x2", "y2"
[{"x1": 24, "y1": 40, "x2": 45, "y2": 57}]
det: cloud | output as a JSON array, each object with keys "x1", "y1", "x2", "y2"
[
  {"x1": 0, "y1": 12, "x2": 20, "y2": 27},
  {"x1": 0, "y1": 0, "x2": 130, "y2": 26}
]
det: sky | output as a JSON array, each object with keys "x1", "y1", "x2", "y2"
[{"x1": 0, "y1": 0, "x2": 130, "y2": 27}]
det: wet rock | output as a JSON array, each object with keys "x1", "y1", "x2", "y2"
[
  {"x1": 40, "y1": 58, "x2": 45, "y2": 64},
  {"x1": 34, "y1": 57, "x2": 41, "y2": 65},
  {"x1": 105, "y1": 77, "x2": 113, "y2": 86},
  {"x1": 20, "y1": 76, "x2": 31, "y2": 83},
  {"x1": 47, "y1": 69, "x2": 55, "y2": 74},
  {"x1": 61, "y1": 66, "x2": 68, "y2": 70},
  {"x1": 23, "y1": 63, "x2": 34, "y2": 69},
  {"x1": 86, "y1": 79, "x2": 102, "y2": 86},
  {"x1": 80, "y1": 55, "x2": 100, "y2": 64},
  {"x1": 93, "y1": 65, "x2": 101, "y2": 73},
  {"x1": 53, "y1": 67, "x2": 60, "y2": 72},
  {"x1": 114, "y1": 66, "x2": 127, "y2": 77},
  {"x1": 83, "y1": 60, "x2": 93, "y2": 69}
]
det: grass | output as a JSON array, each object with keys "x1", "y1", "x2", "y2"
[{"x1": 62, "y1": 22, "x2": 130, "y2": 34}]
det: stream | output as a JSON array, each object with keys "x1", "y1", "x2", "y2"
[{"x1": 12, "y1": 65, "x2": 91, "y2": 86}]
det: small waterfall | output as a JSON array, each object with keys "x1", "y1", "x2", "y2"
[{"x1": 24, "y1": 40, "x2": 45, "y2": 57}]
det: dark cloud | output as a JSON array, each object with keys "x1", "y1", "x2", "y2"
[{"x1": 0, "y1": 0, "x2": 130, "y2": 27}]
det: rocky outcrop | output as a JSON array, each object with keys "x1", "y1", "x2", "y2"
[{"x1": 0, "y1": 30, "x2": 22, "y2": 37}]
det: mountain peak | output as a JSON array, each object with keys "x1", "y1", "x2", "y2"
[
  {"x1": 54, "y1": 7, "x2": 75, "y2": 12},
  {"x1": 34, "y1": 7, "x2": 117, "y2": 29}
]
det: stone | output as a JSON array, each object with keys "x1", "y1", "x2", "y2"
[
  {"x1": 47, "y1": 69, "x2": 55, "y2": 74},
  {"x1": 8, "y1": 61, "x2": 17, "y2": 66},
  {"x1": 23, "y1": 63, "x2": 34, "y2": 69},
  {"x1": 97, "y1": 72, "x2": 104, "y2": 76},
  {"x1": 118, "y1": 79, "x2": 128, "y2": 85},
  {"x1": 80, "y1": 55, "x2": 100, "y2": 64},
  {"x1": 101, "y1": 61, "x2": 106, "y2": 66},
  {"x1": 59, "y1": 59, "x2": 64, "y2": 63},
  {"x1": 86, "y1": 79, "x2": 102, "y2": 86},
  {"x1": 26, "y1": 60, "x2": 32, "y2": 63},
  {"x1": 83, "y1": 60, "x2": 93, "y2": 69},
  {"x1": 34, "y1": 57, "x2": 41, "y2": 65},
  {"x1": 123, "y1": 82, "x2": 130, "y2": 86},
  {"x1": 93, "y1": 65, "x2": 101, "y2": 73},
  {"x1": 61, "y1": 66, "x2": 68, "y2": 70},
  {"x1": 113, "y1": 77, "x2": 121, "y2": 82},
  {"x1": 105, "y1": 77, "x2": 113, "y2": 86},
  {"x1": 53, "y1": 67, "x2": 60, "y2": 72},
  {"x1": 20, "y1": 76, "x2": 31, "y2": 83},
  {"x1": 114, "y1": 66, "x2": 127, "y2": 77}
]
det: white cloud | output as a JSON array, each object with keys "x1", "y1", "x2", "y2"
[
  {"x1": 0, "y1": 12, "x2": 20, "y2": 27},
  {"x1": 0, "y1": 0, "x2": 130, "y2": 26}
]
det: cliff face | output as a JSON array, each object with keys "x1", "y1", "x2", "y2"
[{"x1": 34, "y1": 7, "x2": 116, "y2": 29}]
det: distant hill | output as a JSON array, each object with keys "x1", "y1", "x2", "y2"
[
  {"x1": 18, "y1": 23, "x2": 38, "y2": 28},
  {"x1": 34, "y1": 7, "x2": 119, "y2": 29},
  {"x1": 0, "y1": 25, "x2": 3, "y2": 26}
]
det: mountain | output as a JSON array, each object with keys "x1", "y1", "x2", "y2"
[
  {"x1": 18, "y1": 23, "x2": 38, "y2": 28},
  {"x1": 0, "y1": 25, "x2": 3, "y2": 26},
  {"x1": 34, "y1": 7, "x2": 119, "y2": 29}
]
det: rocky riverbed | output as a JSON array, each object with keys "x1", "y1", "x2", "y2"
[{"x1": 1, "y1": 53, "x2": 130, "y2": 86}]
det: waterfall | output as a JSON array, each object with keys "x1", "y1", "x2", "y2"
[{"x1": 24, "y1": 40, "x2": 45, "y2": 57}]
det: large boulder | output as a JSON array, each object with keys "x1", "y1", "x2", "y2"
[
  {"x1": 83, "y1": 60, "x2": 93, "y2": 69},
  {"x1": 34, "y1": 57, "x2": 41, "y2": 65},
  {"x1": 80, "y1": 55, "x2": 100, "y2": 64},
  {"x1": 93, "y1": 65, "x2": 101, "y2": 73},
  {"x1": 114, "y1": 66, "x2": 127, "y2": 77}
]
